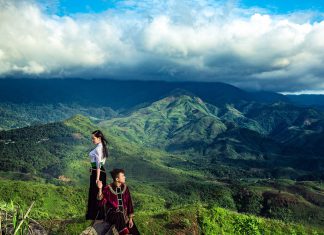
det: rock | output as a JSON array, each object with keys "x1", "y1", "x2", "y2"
[
  {"x1": 80, "y1": 221, "x2": 118, "y2": 235},
  {"x1": 29, "y1": 222, "x2": 48, "y2": 235},
  {"x1": 0, "y1": 221, "x2": 48, "y2": 235},
  {"x1": 0, "y1": 211, "x2": 47, "y2": 235}
]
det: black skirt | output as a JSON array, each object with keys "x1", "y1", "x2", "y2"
[{"x1": 85, "y1": 166, "x2": 107, "y2": 220}]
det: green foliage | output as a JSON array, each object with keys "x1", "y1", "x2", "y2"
[
  {"x1": 0, "y1": 179, "x2": 87, "y2": 220},
  {"x1": 0, "y1": 200, "x2": 34, "y2": 235},
  {"x1": 199, "y1": 206, "x2": 323, "y2": 235},
  {"x1": 233, "y1": 187, "x2": 263, "y2": 214},
  {"x1": 0, "y1": 122, "x2": 81, "y2": 177},
  {"x1": 0, "y1": 178, "x2": 323, "y2": 234},
  {"x1": 100, "y1": 94, "x2": 227, "y2": 150},
  {"x1": 0, "y1": 102, "x2": 118, "y2": 130}
]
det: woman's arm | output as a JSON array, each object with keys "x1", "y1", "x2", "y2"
[
  {"x1": 97, "y1": 181, "x2": 107, "y2": 207},
  {"x1": 97, "y1": 185, "x2": 103, "y2": 200},
  {"x1": 94, "y1": 144, "x2": 103, "y2": 184},
  {"x1": 96, "y1": 168, "x2": 100, "y2": 183}
]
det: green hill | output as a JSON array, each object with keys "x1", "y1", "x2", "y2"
[
  {"x1": 0, "y1": 112, "x2": 205, "y2": 186},
  {"x1": 244, "y1": 101, "x2": 324, "y2": 135},
  {"x1": 100, "y1": 93, "x2": 226, "y2": 150},
  {"x1": 1, "y1": 178, "x2": 323, "y2": 234},
  {"x1": 0, "y1": 102, "x2": 118, "y2": 131}
]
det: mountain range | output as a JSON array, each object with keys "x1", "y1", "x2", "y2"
[
  {"x1": 0, "y1": 83, "x2": 323, "y2": 180},
  {"x1": 1, "y1": 78, "x2": 324, "y2": 232}
]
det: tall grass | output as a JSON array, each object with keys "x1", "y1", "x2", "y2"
[{"x1": 0, "y1": 200, "x2": 36, "y2": 235}]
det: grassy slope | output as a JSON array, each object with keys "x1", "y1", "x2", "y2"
[{"x1": 1, "y1": 179, "x2": 323, "y2": 235}]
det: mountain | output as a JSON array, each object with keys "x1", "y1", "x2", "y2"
[
  {"x1": 0, "y1": 81, "x2": 323, "y2": 232},
  {"x1": 100, "y1": 90, "x2": 269, "y2": 151},
  {"x1": 0, "y1": 78, "x2": 289, "y2": 110},
  {"x1": 100, "y1": 91, "x2": 226, "y2": 150},
  {"x1": 287, "y1": 94, "x2": 324, "y2": 110},
  {"x1": 98, "y1": 91, "x2": 324, "y2": 180},
  {"x1": 2, "y1": 79, "x2": 317, "y2": 133},
  {"x1": 0, "y1": 102, "x2": 119, "y2": 131},
  {"x1": 0, "y1": 78, "x2": 289, "y2": 131},
  {"x1": 244, "y1": 102, "x2": 324, "y2": 135},
  {"x1": 2, "y1": 94, "x2": 322, "y2": 181},
  {"x1": 249, "y1": 90, "x2": 291, "y2": 103},
  {"x1": 218, "y1": 103, "x2": 265, "y2": 133}
]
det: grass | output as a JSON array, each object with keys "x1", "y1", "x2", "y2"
[
  {"x1": 0, "y1": 177, "x2": 323, "y2": 234},
  {"x1": 199, "y1": 206, "x2": 324, "y2": 235}
]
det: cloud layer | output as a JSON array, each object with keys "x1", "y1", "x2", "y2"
[{"x1": 0, "y1": 0, "x2": 324, "y2": 92}]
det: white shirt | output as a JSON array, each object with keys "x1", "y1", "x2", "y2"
[{"x1": 89, "y1": 142, "x2": 106, "y2": 168}]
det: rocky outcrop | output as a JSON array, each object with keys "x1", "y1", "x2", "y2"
[{"x1": 80, "y1": 221, "x2": 118, "y2": 235}]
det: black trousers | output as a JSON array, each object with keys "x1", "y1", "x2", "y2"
[
  {"x1": 105, "y1": 208, "x2": 140, "y2": 235},
  {"x1": 85, "y1": 166, "x2": 106, "y2": 220}
]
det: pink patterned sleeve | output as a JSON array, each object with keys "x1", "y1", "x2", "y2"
[{"x1": 125, "y1": 186, "x2": 134, "y2": 217}]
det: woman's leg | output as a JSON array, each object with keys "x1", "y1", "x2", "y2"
[
  {"x1": 101, "y1": 168, "x2": 107, "y2": 186},
  {"x1": 86, "y1": 172, "x2": 97, "y2": 220},
  {"x1": 96, "y1": 168, "x2": 107, "y2": 220}
]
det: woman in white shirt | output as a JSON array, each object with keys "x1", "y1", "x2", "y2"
[{"x1": 85, "y1": 129, "x2": 109, "y2": 221}]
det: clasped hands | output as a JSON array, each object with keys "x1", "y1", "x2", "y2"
[{"x1": 96, "y1": 179, "x2": 102, "y2": 188}]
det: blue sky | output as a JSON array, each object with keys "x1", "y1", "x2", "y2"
[
  {"x1": 39, "y1": 0, "x2": 324, "y2": 16},
  {"x1": 241, "y1": 0, "x2": 324, "y2": 13},
  {"x1": 1, "y1": 0, "x2": 324, "y2": 94}
]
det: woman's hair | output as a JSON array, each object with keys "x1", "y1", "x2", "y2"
[{"x1": 92, "y1": 129, "x2": 109, "y2": 159}]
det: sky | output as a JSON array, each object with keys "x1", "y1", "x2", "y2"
[{"x1": 0, "y1": 0, "x2": 324, "y2": 94}]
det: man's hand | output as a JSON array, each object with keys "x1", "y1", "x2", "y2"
[
  {"x1": 129, "y1": 218, "x2": 133, "y2": 228},
  {"x1": 97, "y1": 180, "x2": 102, "y2": 189}
]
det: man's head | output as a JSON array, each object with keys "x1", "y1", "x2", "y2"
[{"x1": 110, "y1": 168, "x2": 126, "y2": 184}]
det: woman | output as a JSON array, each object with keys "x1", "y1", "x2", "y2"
[{"x1": 86, "y1": 129, "x2": 110, "y2": 221}]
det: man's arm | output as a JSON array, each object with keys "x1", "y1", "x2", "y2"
[{"x1": 126, "y1": 186, "x2": 134, "y2": 218}]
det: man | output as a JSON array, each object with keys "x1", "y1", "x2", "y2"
[{"x1": 97, "y1": 168, "x2": 140, "y2": 235}]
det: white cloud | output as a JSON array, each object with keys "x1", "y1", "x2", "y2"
[
  {"x1": 281, "y1": 90, "x2": 324, "y2": 95},
  {"x1": 0, "y1": 0, "x2": 324, "y2": 93}
]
